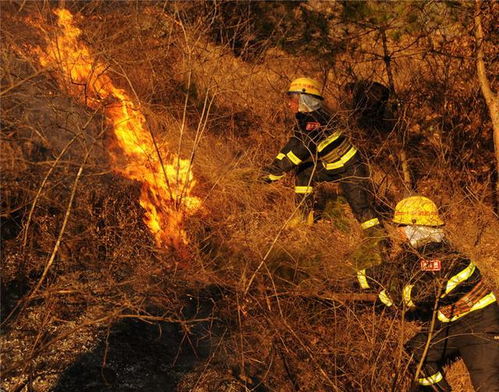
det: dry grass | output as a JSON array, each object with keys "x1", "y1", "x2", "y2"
[{"x1": 1, "y1": 2, "x2": 496, "y2": 391}]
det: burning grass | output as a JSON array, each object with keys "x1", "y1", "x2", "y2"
[{"x1": 1, "y1": 2, "x2": 497, "y2": 391}]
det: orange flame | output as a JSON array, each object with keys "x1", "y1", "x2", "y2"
[{"x1": 37, "y1": 8, "x2": 200, "y2": 249}]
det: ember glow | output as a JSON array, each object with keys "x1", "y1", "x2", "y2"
[{"x1": 37, "y1": 8, "x2": 200, "y2": 249}]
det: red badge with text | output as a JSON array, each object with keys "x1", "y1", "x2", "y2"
[
  {"x1": 420, "y1": 258, "x2": 441, "y2": 272},
  {"x1": 306, "y1": 122, "x2": 321, "y2": 131}
]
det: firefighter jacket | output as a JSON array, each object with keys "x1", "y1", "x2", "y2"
[
  {"x1": 357, "y1": 241, "x2": 496, "y2": 323},
  {"x1": 264, "y1": 108, "x2": 358, "y2": 182}
]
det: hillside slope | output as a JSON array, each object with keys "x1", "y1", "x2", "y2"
[{"x1": 1, "y1": 2, "x2": 497, "y2": 392}]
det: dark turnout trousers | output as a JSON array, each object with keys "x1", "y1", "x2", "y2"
[
  {"x1": 295, "y1": 154, "x2": 379, "y2": 229},
  {"x1": 406, "y1": 303, "x2": 499, "y2": 391}
]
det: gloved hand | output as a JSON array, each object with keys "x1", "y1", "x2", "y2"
[
  {"x1": 260, "y1": 174, "x2": 273, "y2": 184},
  {"x1": 259, "y1": 167, "x2": 282, "y2": 184}
]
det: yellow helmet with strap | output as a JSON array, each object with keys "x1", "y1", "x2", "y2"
[
  {"x1": 393, "y1": 196, "x2": 444, "y2": 226},
  {"x1": 288, "y1": 77, "x2": 323, "y2": 99}
]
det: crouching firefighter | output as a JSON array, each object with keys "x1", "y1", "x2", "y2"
[
  {"x1": 262, "y1": 77, "x2": 381, "y2": 235},
  {"x1": 356, "y1": 196, "x2": 499, "y2": 391}
]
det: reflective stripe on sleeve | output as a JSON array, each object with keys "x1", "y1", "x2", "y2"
[
  {"x1": 360, "y1": 218, "x2": 380, "y2": 230},
  {"x1": 286, "y1": 151, "x2": 302, "y2": 165},
  {"x1": 323, "y1": 146, "x2": 357, "y2": 170},
  {"x1": 276, "y1": 153, "x2": 286, "y2": 160},
  {"x1": 442, "y1": 262, "x2": 476, "y2": 297},
  {"x1": 438, "y1": 292, "x2": 496, "y2": 323},
  {"x1": 317, "y1": 131, "x2": 342, "y2": 152},
  {"x1": 403, "y1": 284, "x2": 416, "y2": 308},
  {"x1": 295, "y1": 186, "x2": 313, "y2": 194},
  {"x1": 418, "y1": 371, "x2": 444, "y2": 386},
  {"x1": 268, "y1": 174, "x2": 284, "y2": 181},
  {"x1": 357, "y1": 269, "x2": 370, "y2": 289},
  {"x1": 378, "y1": 290, "x2": 393, "y2": 307}
]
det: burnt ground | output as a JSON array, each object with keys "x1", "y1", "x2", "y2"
[{"x1": 1, "y1": 284, "x2": 268, "y2": 392}]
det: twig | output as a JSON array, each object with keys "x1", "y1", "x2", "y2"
[
  {"x1": 112, "y1": 61, "x2": 175, "y2": 202},
  {"x1": 21, "y1": 134, "x2": 80, "y2": 250},
  {"x1": 21, "y1": 107, "x2": 101, "y2": 253},
  {"x1": 243, "y1": 155, "x2": 320, "y2": 296},
  {"x1": 412, "y1": 288, "x2": 443, "y2": 384},
  {"x1": 29, "y1": 151, "x2": 90, "y2": 298},
  {"x1": 0, "y1": 69, "x2": 46, "y2": 97},
  {"x1": 3, "y1": 151, "x2": 91, "y2": 327}
]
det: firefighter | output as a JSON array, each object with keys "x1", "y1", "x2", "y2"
[
  {"x1": 357, "y1": 196, "x2": 499, "y2": 391},
  {"x1": 263, "y1": 77, "x2": 381, "y2": 233}
]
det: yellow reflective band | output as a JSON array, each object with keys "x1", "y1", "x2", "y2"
[
  {"x1": 286, "y1": 151, "x2": 302, "y2": 165},
  {"x1": 276, "y1": 153, "x2": 286, "y2": 160},
  {"x1": 418, "y1": 371, "x2": 443, "y2": 386},
  {"x1": 295, "y1": 186, "x2": 313, "y2": 194},
  {"x1": 437, "y1": 312, "x2": 451, "y2": 323},
  {"x1": 438, "y1": 292, "x2": 497, "y2": 323},
  {"x1": 378, "y1": 290, "x2": 393, "y2": 307},
  {"x1": 443, "y1": 262, "x2": 476, "y2": 297},
  {"x1": 360, "y1": 218, "x2": 380, "y2": 230},
  {"x1": 403, "y1": 284, "x2": 416, "y2": 308},
  {"x1": 323, "y1": 146, "x2": 357, "y2": 170},
  {"x1": 357, "y1": 269, "x2": 370, "y2": 289},
  {"x1": 268, "y1": 174, "x2": 284, "y2": 181},
  {"x1": 317, "y1": 131, "x2": 342, "y2": 152}
]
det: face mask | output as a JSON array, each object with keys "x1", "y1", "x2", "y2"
[
  {"x1": 298, "y1": 94, "x2": 322, "y2": 112},
  {"x1": 403, "y1": 225, "x2": 445, "y2": 248}
]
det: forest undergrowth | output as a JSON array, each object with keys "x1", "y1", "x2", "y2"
[{"x1": 1, "y1": 1, "x2": 498, "y2": 391}]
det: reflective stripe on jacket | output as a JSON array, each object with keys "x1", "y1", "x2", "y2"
[
  {"x1": 357, "y1": 241, "x2": 495, "y2": 323},
  {"x1": 265, "y1": 108, "x2": 357, "y2": 180}
]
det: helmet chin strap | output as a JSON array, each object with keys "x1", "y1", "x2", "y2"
[
  {"x1": 403, "y1": 225, "x2": 445, "y2": 248},
  {"x1": 298, "y1": 94, "x2": 322, "y2": 112}
]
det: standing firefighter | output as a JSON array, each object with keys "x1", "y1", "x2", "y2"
[
  {"x1": 357, "y1": 196, "x2": 499, "y2": 391},
  {"x1": 263, "y1": 77, "x2": 381, "y2": 234}
]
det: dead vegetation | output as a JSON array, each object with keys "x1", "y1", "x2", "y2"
[{"x1": 1, "y1": 1, "x2": 498, "y2": 392}]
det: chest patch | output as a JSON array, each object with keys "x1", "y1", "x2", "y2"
[
  {"x1": 305, "y1": 122, "x2": 321, "y2": 131},
  {"x1": 420, "y1": 258, "x2": 441, "y2": 272}
]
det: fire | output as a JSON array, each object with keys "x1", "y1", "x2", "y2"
[{"x1": 37, "y1": 8, "x2": 201, "y2": 249}]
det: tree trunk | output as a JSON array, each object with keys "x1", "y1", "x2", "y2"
[
  {"x1": 475, "y1": 0, "x2": 499, "y2": 208},
  {"x1": 381, "y1": 28, "x2": 413, "y2": 191}
]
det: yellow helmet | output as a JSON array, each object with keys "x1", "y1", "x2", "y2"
[
  {"x1": 288, "y1": 77, "x2": 323, "y2": 99},
  {"x1": 393, "y1": 196, "x2": 444, "y2": 226}
]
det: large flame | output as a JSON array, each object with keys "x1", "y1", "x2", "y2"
[{"x1": 37, "y1": 8, "x2": 200, "y2": 249}]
